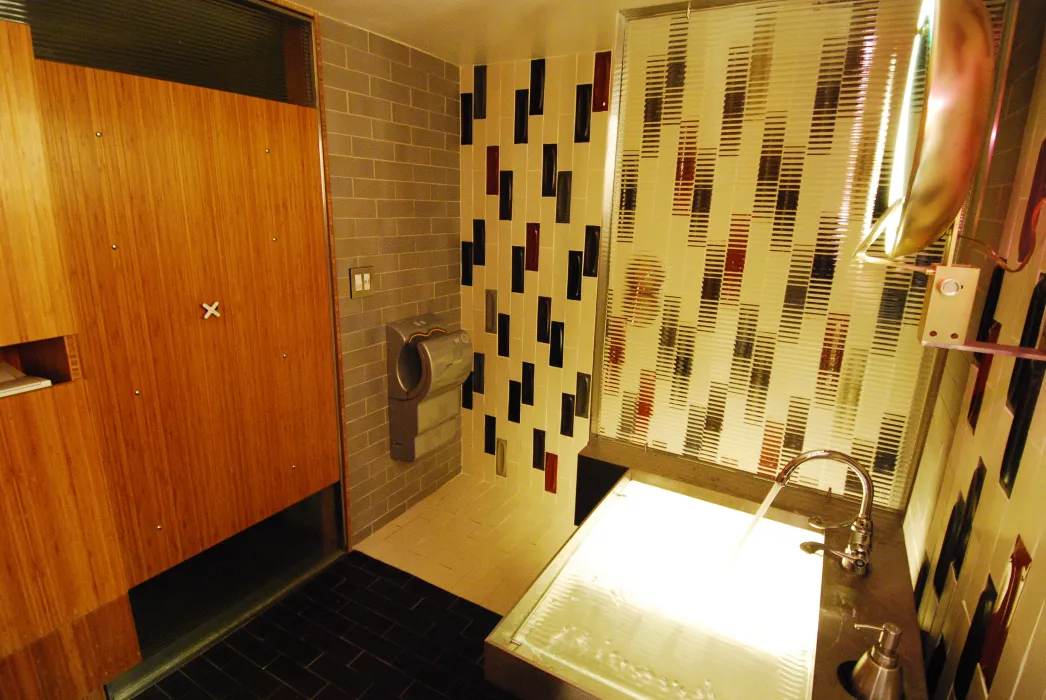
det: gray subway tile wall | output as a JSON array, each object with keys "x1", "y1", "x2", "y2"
[{"x1": 321, "y1": 17, "x2": 462, "y2": 545}]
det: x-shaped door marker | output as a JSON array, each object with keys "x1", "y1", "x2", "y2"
[{"x1": 202, "y1": 302, "x2": 221, "y2": 319}]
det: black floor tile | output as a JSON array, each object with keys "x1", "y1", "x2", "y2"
[
  {"x1": 140, "y1": 552, "x2": 509, "y2": 700},
  {"x1": 402, "y1": 682, "x2": 450, "y2": 700},
  {"x1": 301, "y1": 627, "x2": 363, "y2": 667},
  {"x1": 203, "y1": 642, "x2": 241, "y2": 670},
  {"x1": 226, "y1": 628, "x2": 280, "y2": 668},
  {"x1": 182, "y1": 656, "x2": 240, "y2": 699},
  {"x1": 314, "y1": 685, "x2": 354, "y2": 700},
  {"x1": 266, "y1": 654, "x2": 327, "y2": 698},
  {"x1": 342, "y1": 622, "x2": 403, "y2": 664},
  {"x1": 351, "y1": 651, "x2": 412, "y2": 696},
  {"x1": 309, "y1": 652, "x2": 374, "y2": 696},
  {"x1": 221, "y1": 652, "x2": 286, "y2": 699},
  {"x1": 137, "y1": 686, "x2": 173, "y2": 700},
  {"x1": 156, "y1": 671, "x2": 203, "y2": 699}
]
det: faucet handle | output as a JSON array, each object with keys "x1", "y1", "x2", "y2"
[{"x1": 808, "y1": 515, "x2": 855, "y2": 531}]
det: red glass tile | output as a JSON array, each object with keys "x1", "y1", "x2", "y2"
[
  {"x1": 593, "y1": 51, "x2": 612, "y2": 112},
  {"x1": 486, "y1": 146, "x2": 499, "y2": 195},
  {"x1": 526, "y1": 223, "x2": 540, "y2": 271},
  {"x1": 544, "y1": 453, "x2": 558, "y2": 493}
]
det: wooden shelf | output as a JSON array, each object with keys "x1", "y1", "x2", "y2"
[{"x1": 0, "y1": 335, "x2": 80, "y2": 395}]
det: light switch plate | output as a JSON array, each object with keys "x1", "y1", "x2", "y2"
[{"x1": 349, "y1": 266, "x2": 376, "y2": 298}]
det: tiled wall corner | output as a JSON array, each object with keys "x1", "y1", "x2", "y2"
[
  {"x1": 910, "y1": 18, "x2": 1046, "y2": 699},
  {"x1": 320, "y1": 16, "x2": 462, "y2": 545},
  {"x1": 458, "y1": 53, "x2": 611, "y2": 518}
]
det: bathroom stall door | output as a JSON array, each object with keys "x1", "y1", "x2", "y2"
[{"x1": 36, "y1": 60, "x2": 340, "y2": 586}]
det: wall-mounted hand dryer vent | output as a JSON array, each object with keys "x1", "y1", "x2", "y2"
[{"x1": 387, "y1": 314, "x2": 473, "y2": 462}]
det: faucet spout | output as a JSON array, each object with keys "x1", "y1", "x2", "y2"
[{"x1": 776, "y1": 449, "x2": 875, "y2": 575}]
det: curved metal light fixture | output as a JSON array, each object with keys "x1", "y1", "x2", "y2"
[{"x1": 856, "y1": 0, "x2": 995, "y2": 261}]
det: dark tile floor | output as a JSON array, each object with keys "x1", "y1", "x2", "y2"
[{"x1": 136, "y1": 552, "x2": 515, "y2": 700}]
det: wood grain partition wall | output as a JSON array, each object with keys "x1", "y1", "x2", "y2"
[
  {"x1": 0, "y1": 19, "x2": 141, "y2": 699},
  {"x1": 36, "y1": 59, "x2": 341, "y2": 586},
  {"x1": 0, "y1": 17, "x2": 73, "y2": 346},
  {"x1": 0, "y1": 2, "x2": 343, "y2": 695}
]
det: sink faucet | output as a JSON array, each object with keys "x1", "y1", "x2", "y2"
[{"x1": 775, "y1": 449, "x2": 874, "y2": 576}]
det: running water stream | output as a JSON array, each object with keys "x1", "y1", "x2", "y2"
[{"x1": 734, "y1": 482, "x2": 784, "y2": 557}]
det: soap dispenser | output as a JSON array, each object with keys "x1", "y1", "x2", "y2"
[{"x1": 850, "y1": 622, "x2": 904, "y2": 700}]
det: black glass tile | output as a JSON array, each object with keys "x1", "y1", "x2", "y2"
[
  {"x1": 497, "y1": 313, "x2": 510, "y2": 357},
  {"x1": 485, "y1": 290, "x2": 497, "y2": 333},
  {"x1": 499, "y1": 171, "x2": 513, "y2": 221},
  {"x1": 954, "y1": 462, "x2": 986, "y2": 575},
  {"x1": 542, "y1": 144, "x2": 557, "y2": 197},
  {"x1": 508, "y1": 381, "x2": 521, "y2": 423},
  {"x1": 537, "y1": 297, "x2": 552, "y2": 343},
  {"x1": 512, "y1": 245, "x2": 525, "y2": 293},
  {"x1": 472, "y1": 220, "x2": 486, "y2": 266},
  {"x1": 550, "y1": 321, "x2": 565, "y2": 368},
  {"x1": 522, "y1": 362, "x2": 535, "y2": 406},
  {"x1": 514, "y1": 89, "x2": 529, "y2": 144},
  {"x1": 460, "y1": 93, "x2": 473, "y2": 145},
  {"x1": 954, "y1": 577, "x2": 998, "y2": 699},
  {"x1": 975, "y1": 266, "x2": 1005, "y2": 361},
  {"x1": 933, "y1": 497, "x2": 966, "y2": 596},
  {"x1": 462, "y1": 372, "x2": 474, "y2": 409},
  {"x1": 575, "y1": 84, "x2": 592, "y2": 142},
  {"x1": 576, "y1": 373, "x2": 591, "y2": 418},
  {"x1": 473, "y1": 353, "x2": 485, "y2": 394},
  {"x1": 460, "y1": 241, "x2": 473, "y2": 286},
  {"x1": 529, "y1": 59, "x2": 545, "y2": 115},
  {"x1": 561, "y1": 394, "x2": 575, "y2": 437},
  {"x1": 473, "y1": 65, "x2": 487, "y2": 119},
  {"x1": 583, "y1": 226, "x2": 600, "y2": 277},
  {"x1": 484, "y1": 415, "x2": 496, "y2": 455},
  {"x1": 567, "y1": 250, "x2": 583, "y2": 300},
  {"x1": 555, "y1": 172, "x2": 572, "y2": 223}
]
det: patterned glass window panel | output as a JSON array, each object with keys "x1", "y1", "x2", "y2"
[{"x1": 596, "y1": 0, "x2": 940, "y2": 510}]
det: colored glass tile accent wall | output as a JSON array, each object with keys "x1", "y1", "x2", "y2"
[
  {"x1": 902, "y1": 1, "x2": 1046, "y2": 697},
  {"x1": 460, "y1": 54, "x2": 609, "y2": 499},
  {"x1": 596, "y1": 0, "x2": 939, "y2": 510}
]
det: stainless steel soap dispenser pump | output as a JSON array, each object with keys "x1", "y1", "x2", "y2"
[{"x1": 850, "y1": 622, "x2": 904, "y2": 700}]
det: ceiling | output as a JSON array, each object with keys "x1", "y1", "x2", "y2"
[{"x1": 300, "y1": 0, "x2": 680, "y2": 65}]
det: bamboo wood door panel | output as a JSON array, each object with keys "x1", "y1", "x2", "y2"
[
  {"x1": 35, "y1": 61, "x2": 340, "y2": 586},
  {"x1": 0, "y1": 21, "x2": 75, "y2": 346},
  {"x1": 0, "y1": 595, "x2": 140, "y2": 700},
  {"x1": 0, "y1": 382, "x2": 128, "y2": 658}
]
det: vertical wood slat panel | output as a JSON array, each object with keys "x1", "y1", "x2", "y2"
[
  {"x1": 0, "y1": 20, "x2": 75, "y2": 346},
  {"x1": 0, "y1": 382, "x2": 128, "y2": 657}
]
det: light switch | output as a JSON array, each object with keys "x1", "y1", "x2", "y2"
[{"x1": 349, "y1": 266, "x2": 376, "y2": 298}]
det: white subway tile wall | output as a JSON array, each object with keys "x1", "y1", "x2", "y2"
[
  {"x1": 905, "y1": 28, "x2": 1046, "y2": 700},
  {"x1": 458, "y1": 53, "x2": 611, "y2": 512}
]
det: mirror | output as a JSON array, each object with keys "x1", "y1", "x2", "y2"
[{"x1": 855, "y1": 0, "x2": 995, "y2": 261}]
